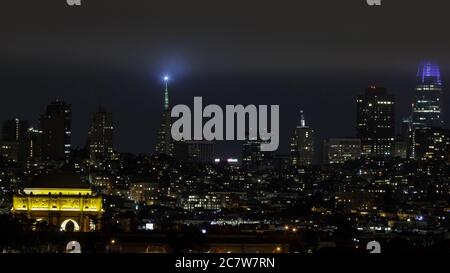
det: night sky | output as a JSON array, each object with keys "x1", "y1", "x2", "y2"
[{"x1": 1, "y1": 0, "x2": 450, "y2": 159}]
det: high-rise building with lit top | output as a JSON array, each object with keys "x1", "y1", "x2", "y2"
[
  {"x1": 27, "y1": 127, "x2": 42, "y2": 162},
  {"x1": 413, "y1": 61, "x2": 443, "y2": 129},
  {"x1": 290, "y1": 110, "x2": 314, "y2": 166}
]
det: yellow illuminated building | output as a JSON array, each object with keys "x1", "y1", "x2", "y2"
[{"x1": 12, "y1": 171, "x2": 103, "y2": 232}]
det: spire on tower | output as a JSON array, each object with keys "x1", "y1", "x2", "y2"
[
  {"x1": 163, "y1": 75, "x2": 169, "y2": 110},
  {"x1": 155, "y1": 74, "x2": 174, "y2": 156},
  {"x1": 300, "y1": 110, "x2": 306, "y2": 127}
]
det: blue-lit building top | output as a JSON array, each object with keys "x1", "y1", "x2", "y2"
[
  {"x1": 413, "y1": 61, "x2": 444, "y2": 130},
  {"x1": 417, "y1": 61, "x2": 442, "y2": 86}
]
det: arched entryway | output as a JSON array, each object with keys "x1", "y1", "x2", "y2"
[{"x1": 60, "y1": 219, "x2": 80, "y2": 232}]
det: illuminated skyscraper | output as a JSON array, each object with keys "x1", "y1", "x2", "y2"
[
  {"x1": 88, "y1": 107, "x2": 114, "y2": 164},
  {"x1": 27, "y1": 127, "x2": 42, "y2": 162},
  {"x1": 155, "y1": 76, "x2": 174, "y2": 156},
  {"x1": 39, "y1": 100, "x2": 72, "y2": 161},
  {"x1": 356, "y1": 86, "x2": 395, "y2": 157},
  {"x1": 290, "y1": 110, "x2": 314, "y2": 166},
  {"x1": 413, "y1": 61, "x2": 443, "y2": 129}
]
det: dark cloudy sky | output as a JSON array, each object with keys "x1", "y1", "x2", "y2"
[{"x1": 1, "y1": 0, "x2": 450, "y2": 158}]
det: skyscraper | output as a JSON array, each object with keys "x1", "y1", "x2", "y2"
[
  {"x1": 401, "y1": 117, "x2": 412, "y2": 142},
  {"x1": 356, "y1": 86, "x2": 395, "y2": 157},
  {"x1": 88, "y1": 107, "x2": 114, "y2": 164},
  {"x1": 410, "y1": 62, "x2": 444, "y2": 159},
  {"x1": 1, "y1": 118, "x2": 30, "y2": 163},
  {"x1": 27, "y1": 127, "x2": 42, "y2": 162},
  {"x1": 2, "y1": 118, "x2": 29, "y2": 143},
  {"x1": 155, "y1": 76, "x2": 174, "y2": 156},
  {"x1": 400, "y1": 116, "x2": 414, "y2": 159},
  {"x1": 39, "y1": 100, "x2": 72, "y2": 161},
  {"x1": 413, "y1": 61, "x2": 443, "y2": 129},
  {"x1": 242, "y1": 136, "x2": 273, "y2": 171},
  {"x1": 290, "y1": 110, "x2": 314, "y2": 166}
]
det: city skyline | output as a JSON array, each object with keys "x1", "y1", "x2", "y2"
[{"x1": 0, "y1": 61, "x2": 446, "y2": 161}]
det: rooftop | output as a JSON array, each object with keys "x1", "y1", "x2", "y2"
[{"x1": 27, "y1": 171, "x2": 89, "y2": 189}]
